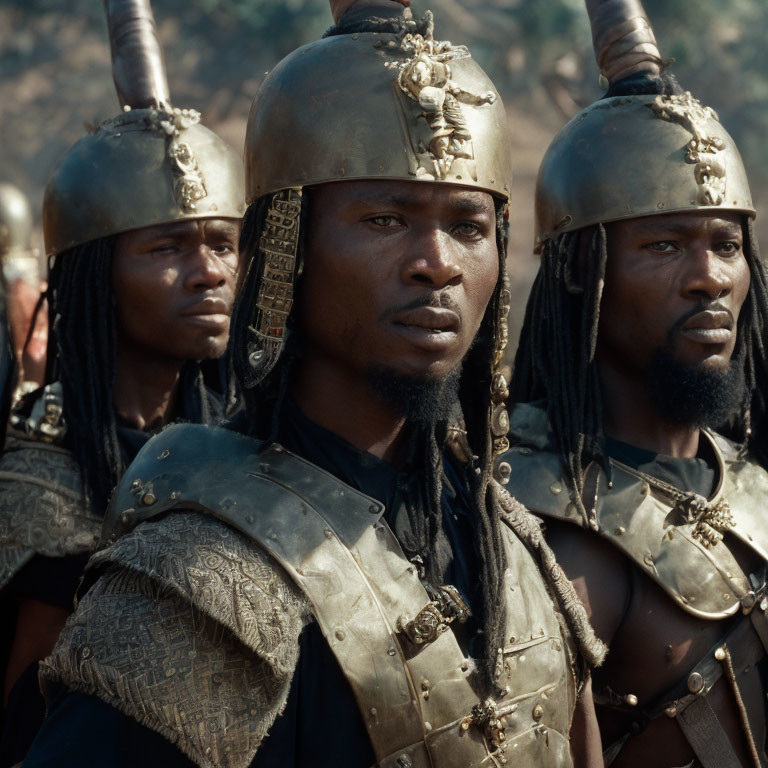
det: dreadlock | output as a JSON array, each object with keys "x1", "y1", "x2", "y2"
[
  {"x1": 45, "y1": 238, "x2": 122, "y2": 513},
  {"x1": 511, "y1": 77, "x2": 768, "y2": 513},
  {"x1": 35, "y1": 238, "x2": 212, "y2": 513},
  {"x1": 510, "y1": 226, "x2": 608, "y2": 520}
]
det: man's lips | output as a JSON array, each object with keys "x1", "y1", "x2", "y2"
[
  {"x1": 181, "y1": 297, "x2": 231, "y2": 317},
  {"x1": 390, "y1": 306, "x2": 460, "y2": 333},
  {"x1": 679, "y1": 309, "x2": 733, "y2": 345},
  {"x1": 389, "y1": 306, "x2": 461, "y2": 352},
  {"x1": 180, "y1": 297, "x2": 231, "y2": 327}
]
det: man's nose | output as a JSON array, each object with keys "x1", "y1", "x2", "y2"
[
  {"x1": 185, "y1": 246, "x2": 229, "y2": 291},
  {"x1": 400, "y1": 229, "x2": 463, "y2": 289},
  {"x1": 683, "y1": 245, "x2": 733, "y2": 302}
]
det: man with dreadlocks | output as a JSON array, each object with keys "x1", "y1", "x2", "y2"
[
  {"x1": 24, "y1": 1, "x2": 605, "y2": 767},
  {"x1": 503, "y1": 0, "x2": 768, "y2": 766},
  {"x1": 0, "y1": 1, "x2": 244, "y2": 764}
]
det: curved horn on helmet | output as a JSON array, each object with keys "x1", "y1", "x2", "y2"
[
  {"x1": 104, "y1": 0, "x2": 171, "y2": 110},
  {"x1": 586, "y1": 0, "x2": 662, "y2": 84}
]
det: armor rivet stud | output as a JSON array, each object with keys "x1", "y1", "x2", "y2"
[
  {"x1": 715, "y1": 647, "x2": 727, "y2": 661},
  {"x1": 625, "y1": 694, "x2": 638, "y2": 707},
  {"x1": 741, "y1": 592, "x2": 756, "y2": 611},
  {"x1": 246, "y1": 515, "x2": 254, "y2": 524},
  {"x1": 370, "y1": 707, "x2": 377, "y2": 717},
  {"x1": 335, "y1": 629, "x2": 345, "y2": 641},
  {"x1": 532, "y1": 704, "x2": 544, "y2": 721},
  {"x1": 387, "y1": 647, "x2": 396, "y2": 656},
  {"x1": 141, "y1": 492, "x2": 156, "y2": 506},
  {"x1": 158, "y1": 449, "x2": 170, "y2": 459},
  {"x1": 130, "y1": 479, "x2": 141, "y2": 490},
  {"x1": 170, "y1": 491, "x2": 180, "y2": 501},
  {"x1": 615, "y1": 526, "x2": 626, "y2": 536},
  {"x1": 549, "y1": 482, "x2": 562, "y2": 495},
  {"x1": 461, "y1": 661, "x2": 469, "y2": 672},
  {"x1": 369, "y1": 504, "x2": 378, "y2": 514},
  {"x1": 687, "y1": 672, "x2": 704, "y2": 694},
  {"x1": 664, "y1": 705, "x2": 677, "y2": 718},
  {"x1": 723, "y1": 593, "x2": 730, "y2": 601}
]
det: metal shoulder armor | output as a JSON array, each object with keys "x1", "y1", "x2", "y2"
[
  {"x1": 501, "y1": 403, "x2": 768, "y2": 620},
  {"x1": 106, "y1": 422, "x2": 578, "y2": 768},
  {"x1": 0, "y1": 385, "x2": 97, "y2": 591}
]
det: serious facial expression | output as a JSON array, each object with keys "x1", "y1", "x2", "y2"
[
  {"x1": 598, "y1": 211, "x2": 750, "y2": 377},
  {"x1": 112, "y1": 218, "x2": 241, "y2": 363},
  {"x1": 298, "y1": 180, "x2": 500, "y2": 382}
]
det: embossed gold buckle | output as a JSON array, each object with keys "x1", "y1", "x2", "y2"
[{"x1": 396, "y1": 584, "x2": 469, "y2": 647}]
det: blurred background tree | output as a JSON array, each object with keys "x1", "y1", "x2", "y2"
[{"x1": 1, "y1": 0, "x2": 766, "y2": 351}]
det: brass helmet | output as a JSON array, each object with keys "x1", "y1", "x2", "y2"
[
  {"x1": 0, "y1": 184, "x2": 33, "y2": 261},
  {"x1": 43, "y1": 0, "x2": 245, "y2": 258},
  {"x1": 535, "y1": 0, "x2": 755, "y2": 248},
  {"x1": 244, "y1": 5, "x2": 512, "y2": 202},
  {"x1": 242, "y1": 1, "x2": 514, "y2": 454}
]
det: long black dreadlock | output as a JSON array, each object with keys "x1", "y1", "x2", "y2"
[
  {"x1": 511, "y1": 73, "x2": 768, "y2": 514},
  {"x1": 30, "y1": 237, "x2": 212, "y2": 513}
]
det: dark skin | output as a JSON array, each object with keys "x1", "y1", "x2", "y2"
[
  {"x1": 3, "y1": 216, "x2": 240, "y2": 706},
  {"x1": 547, "y1": 210, "x2": 762, "y2": 767},
  {"x1": 292, "y1": 179, "x2": 602, "y2": 766}
]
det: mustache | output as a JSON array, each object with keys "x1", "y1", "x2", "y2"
[
  {"x1": 380, "y1": 291, "x2": 461, "y2": 321},
  {"x1": 669, "y1": 301, "x2": 735, "y2": 336}
]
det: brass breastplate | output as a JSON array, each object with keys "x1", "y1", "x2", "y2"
[
  {"x1": 108, "y1": 426, "x2": 578, "y2": 768},
  {"x1": 501, "y1": 406, "x2": 768, "y2": 619}
]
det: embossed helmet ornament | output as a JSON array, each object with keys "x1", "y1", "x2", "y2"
[
  {"x1": 42, "y1": 0, "x2": 245, "y2": 257},
  {"x1": 243, "y1": 0, "x2": 514, "y2": 455},
  {"x1": 534, "y1": 0, "x2": 755, "y2": 250},
  {"x1": 244, "y1": 5, "x2": 512, "y2": 202}
]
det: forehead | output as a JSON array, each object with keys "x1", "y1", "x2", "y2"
[
  {"x1": 309, "y1": 179, "x2": 496, "y2": 212},
  {"x1": 608, "y1": 210, "x2": 744, "y2": 238},
  {"x1": 118, "y1": 217, "x2": 241, "y2": 245}
]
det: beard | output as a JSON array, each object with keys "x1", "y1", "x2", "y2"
[
  {"x1": 647, "y1": 348, "x2": 746, "y2": 430},
  {"x1": 366, "y1": 363, "x2": 462, "y2": 427}
]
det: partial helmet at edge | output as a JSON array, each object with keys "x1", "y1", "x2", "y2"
[
  {"x1": 534, "y1": 92, "x2": 754, "y2": 248},
  {"x1": 43, "y1": 107, "x2": 246, "y2": 257},
  {"x1": 0, "y1": 184, "x2": 33, "y2": 258}
]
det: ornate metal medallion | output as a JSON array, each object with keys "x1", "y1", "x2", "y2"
[
  {"x1": 386, "y1": 13, "x2": 496, "y2": 179},
  {"x1": 650, "y1": 92, "x2": 727, "y2": 205}
]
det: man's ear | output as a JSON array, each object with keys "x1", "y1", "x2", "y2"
[{"x1": 329, "y1": 0, "x2": 410, "y2": 24}]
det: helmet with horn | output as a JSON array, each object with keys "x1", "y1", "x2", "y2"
[
  {"x1": 42, "y1": 0, "x2": 245, "y2": 257},
  {"x1": 535, "y1": 0, "x2": 754, "y2": 249}
]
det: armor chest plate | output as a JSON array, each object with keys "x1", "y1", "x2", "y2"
[
  {"x1": 108, "y1": 428, "x2": 577, "y2": 768},
  {"x1": 501, "y1": 404, "x2": 768, "y2": 619},
  {"x1": 232, "y1": 448, "x2": 577, "y2": 768}
]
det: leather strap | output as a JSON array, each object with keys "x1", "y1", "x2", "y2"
[{"x1": 677, "y1": 696, "x2": 742, "y2": 768}]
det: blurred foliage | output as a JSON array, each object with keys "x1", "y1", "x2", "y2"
[{"x1": 1, "y1": 0, "x2": 768, "y2": 215}]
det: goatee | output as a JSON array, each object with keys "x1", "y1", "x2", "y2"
[
  {"x1": 647, "y1": 349, "x2": 746, "y2": 430},
  {"x1": 366, "y1": 364, "x2": 462, "y2": 426}
]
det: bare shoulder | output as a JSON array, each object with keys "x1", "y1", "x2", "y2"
[{"x1": 544, "y1": 517, "x2": 631, "y2": 644}]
